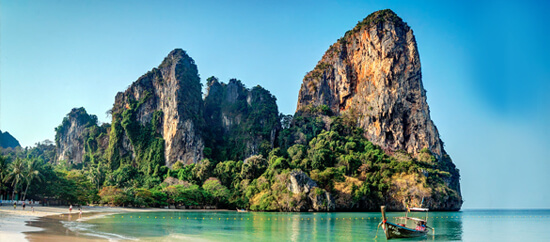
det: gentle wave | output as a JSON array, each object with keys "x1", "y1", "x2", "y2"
[
  {"x1": 163, "y1": 233, "x2": 212, "y2": 242},
  {"x1": 76, "y1": 212, "x2": 118, "y2": 222},
  {"x1": 61, "y1": 220, "x2": 138, "y2": 241}
]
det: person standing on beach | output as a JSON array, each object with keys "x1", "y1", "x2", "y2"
[
  {"x1": 13, "y1": 201, "x2": 16, "y2": 209},
  {"x1": 22, "y1": 201, "x2": 26, "y2": 210},
  {"x1": 79, "y1": 207, "x2": 82, "y2": 218},
  {"x1": 69, "y1": 204, "x2": 73, "y2": 214}
]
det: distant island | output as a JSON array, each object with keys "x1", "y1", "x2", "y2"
[
  {"x1": 0, "y1": 130, "x2": 20, "y2": 149},
  {"x1": 0, "y1": 9, "x2": 462, "y2": 211}
]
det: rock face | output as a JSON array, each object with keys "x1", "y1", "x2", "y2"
[
  {"x1": 297, "y1": 9, "x2": 443, "y2": 159},
  {"x1": 110, "y1": 49, "x2": 204, "y2": 167},
  {"x1": 55, "y1": 107, "x2": 98, "y2": 164},
  {"x1": 203, "y1": 77, "x2": 280, "y2": 161},
  {"x1": 0, "y1": 130, "x2": 20, "y2": 149},
  {"x1": 287, "y1": 170, "x2": 318, "y2": 194},
  {"x1": 296, "y1": 9, "x2": 462, "y2": 210},
  {"x1": 286, "y1": 170, "x2": 335, "y2": 211}
]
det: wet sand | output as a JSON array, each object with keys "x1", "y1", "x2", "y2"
[
  {"x1": 0, "y1": 205, "x2": 128, "y2": 241},
  {"x1": 24, "y1": 211, "x2": 121, "y2": 242},
  {"x1": 0, "y1": 205, "x2": 44, "y2": 241},
  {"x1": 0, "y1": 205, "x2": 229, "y2": 241}
]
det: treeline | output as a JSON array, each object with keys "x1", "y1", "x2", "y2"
[
  {"x1": 0, "y1": 105, "x2": 460, "y2": 210},
  {"x1": 0, "y1": 141, "x2": 97, "y2": 204}
]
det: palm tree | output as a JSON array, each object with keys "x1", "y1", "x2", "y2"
[
  {"x1": 86, "y1": 166, "x2": 100, "y2": 190},
  {"x1": 86, "y1": 163, "x2": 107, "y2": 190},
  {"x1": 4, "y1": 157, "x2": 25, "y2": 200},
  {"x1": 0, "y1": 156, "x2": 8, "y2": 197},
  {"x1": 22, "y1": 158, "x2": 42, "y2": 201}
]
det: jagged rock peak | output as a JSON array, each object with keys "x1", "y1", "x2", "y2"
[
  {"x1": 203, "y1": 77, "x2": 281, "y2": 161},
  {"x1": 361, "y1": 9, "x2": 404, "y2": 27},
  {"x1": 158, "y1": 49, "x2": 195, "y2": 73},
  {"x1": 341, "y1": 9, "x2": 408, "y2": 42},
  {"x1": 55, "y1": 107, "x2": 98, "y2": 164},
  {"x1": 109, "y1": 48, "x2": 204, "y2": 167},
  {"x1": 296, "y1": 9, "x2": 444, "y2": 159},
  {"x1": 166, "y1": 48, "x2": 188, "y2": 59}
]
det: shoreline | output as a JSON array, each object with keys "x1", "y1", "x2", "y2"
[{"x1": 0, "y1": 205, "x2": 231, "y2": 241}]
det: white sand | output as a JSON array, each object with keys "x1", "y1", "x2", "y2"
[
  {"x1": 0, "y1": 205, "x2": 67, "y2": 241},
  {"x1": 0, "y1": 205, "x2": 228, "y2": 241},
  {"x1": 0, "y1": 205, "x2": 137, "y2": 241}
]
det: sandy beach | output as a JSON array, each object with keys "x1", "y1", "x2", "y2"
[
  {"x1": 0, "y1": 204, "x2": 207, "y2": 241},
  {"x1": 0, "y1": 205, "x2": 122, "y2": 241},
  {"x1": 0, "y1": 204, "x2": 59, "y2": 241}
]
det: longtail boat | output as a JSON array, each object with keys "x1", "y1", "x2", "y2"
[{"x1": 379, "y1": 206, "x2": 433, "y2": 239}]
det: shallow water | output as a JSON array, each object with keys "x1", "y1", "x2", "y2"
[{"x1": 29, "y1": 209, "x2": 550, "y2": 241}]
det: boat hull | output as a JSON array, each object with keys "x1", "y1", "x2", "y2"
[{"x1": 383, "y1": 221, "x2": 428, "y2": 239}]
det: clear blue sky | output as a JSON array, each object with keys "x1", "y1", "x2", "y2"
[{"x1": 1, "y1": 0, "x2": 549, "y2": 209}]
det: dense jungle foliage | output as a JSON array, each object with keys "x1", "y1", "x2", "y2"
[{"x1": 1, "y1": 100, "x2": 459, "y2": 211}]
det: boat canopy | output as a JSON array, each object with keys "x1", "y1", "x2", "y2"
[{"x1": 409, "y1": 207, "x2": 429, "y2": 211}]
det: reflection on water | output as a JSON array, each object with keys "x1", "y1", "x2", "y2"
[
  {"x1": 380, "y1": 211, "x2": 463, "y2": 241},
  {"x1": 426, "y1": 211, "x2": 463, "y2": 241},
  {"x1": 74, "y1": 212, "x2": 448, "y2": 241},
  {"x1": 26, "y1": 209, "x2": 550, "y2": 241}
]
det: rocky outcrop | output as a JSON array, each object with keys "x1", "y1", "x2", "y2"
[
  {"x1": 309, "y1": 190, "x2": 334, "y2": 211},
  {"x1": 297, "y1": 9, "x2": 443, "y2": 159},
  {"x1": 0, "y1": 130, "x2": 20, "y2": 149},
  {"x1": 204, "y1": 77, "x2": 280, "y2": 161},
  {"x1": 296, "y1": 9, "x2": 461, "y2": 210},
  {"x1": 287, "y1": 170, "x2": 318, "y2": 194},
  {"x1": 104, "y1": 49, "x2": 281, "y2": 167},
  {"x1": 286, "y1": 170, "x2": 334, "y2": 211},
  {"x1": 109, "y1": 49, "x2": 204, "y2": 167},
  {"x1": 54, "y1": 107, "x2": 98, "y2": 164}
]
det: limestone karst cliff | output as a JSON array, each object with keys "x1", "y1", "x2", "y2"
[
  {"x1": 55, "y1": 107, "x2": 100, "y2": 164},
  {"x1": 203, "y1": 77, "x2": 280, "y2": 161},
  {"x1": 295, "y1": 9, "x2": 461, "y2": 210},
  {"x1": 297, "y1": 9, "x2": 443, "y2": 159},
  {"x1": 108, "y1": 49, "x2": 204, "y2": 168},
  {"x1": 56, "y1": 50, "x2": 280, "y2": 170},
  {"x1": 46, "y1": 10, "x2": 461, "y2": 211}
]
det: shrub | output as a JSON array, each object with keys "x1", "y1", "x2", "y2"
[
  {"x1": 202, "y1": 178, "x2": 230, "y2": 206},
  {"x1": 241, "y1": 155, "x2": 268, "y2": 180},
  {"x1": 98, "y1": 186, "x2": 126, "y2": 206}
]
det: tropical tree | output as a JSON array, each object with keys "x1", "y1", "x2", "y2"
[
  {"x1": 5, "y1": 157, "x2": 25, "y2": 200},
  {"x1": 0, "y1": 156, "x2": 9, "y2": 195},
  {"x1": 202, "y1": 177, "x2": 230, "y2": 206},
  {"x1": 85, "y1": 163, "x2": 108, "y2": 190},
  {"x1": 22, "y1": 158, "x2": 43, "y2": 200}
]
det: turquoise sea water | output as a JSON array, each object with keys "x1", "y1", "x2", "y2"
[{"x1": 59, "y1": 209, "x2": 550, "y2": 241}]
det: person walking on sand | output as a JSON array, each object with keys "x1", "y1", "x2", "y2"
[
  {"x1": 13, "y1": 201, "x2": 16, "y2": 209},
  {"x1": 79, "y1": 207, "x2": 82, "y2": 218},
  {"x1": 69, "y1": 204, "x2": 73, "y2": 214},
  {"x1": 22, "y1": 201, "x2": 26, "y2": 210}
]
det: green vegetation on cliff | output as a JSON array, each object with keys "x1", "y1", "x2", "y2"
[
  {"x1": 1, "y1": 40, "x2": 461, "y2": 210},
  {"x1": 203, "y1": 77, "x2": 280, "y2": 162},
  {"x1": 341, "y1": 9, "x2": 406, "y2": 43},
  {"x1": 108, "y1": 93, "x2": 165, "y2": 175},
  {"x1": 2, "y1": 103, "x2": 459, "y2": 211}
]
